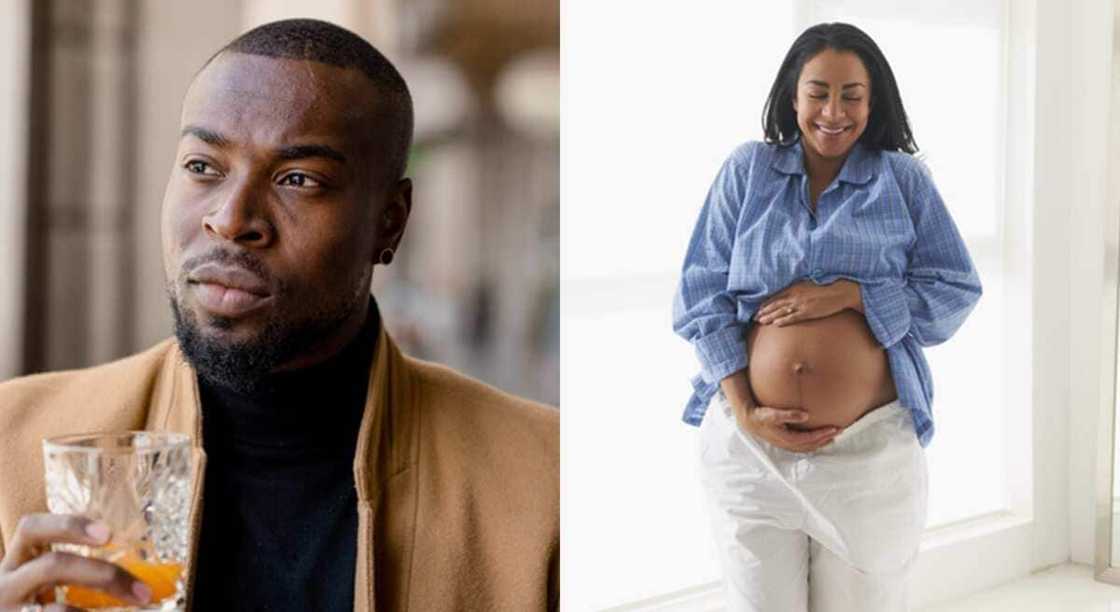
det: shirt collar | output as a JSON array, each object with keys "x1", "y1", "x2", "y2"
[{"x1": 771, "y1": 138, "x2": 876, "y2": 185}]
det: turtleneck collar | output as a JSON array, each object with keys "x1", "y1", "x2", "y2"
[{"x1": 198, "y1": 300, "x2": 380, "y2": 459}]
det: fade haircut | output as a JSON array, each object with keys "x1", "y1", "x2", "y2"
[{"x1": 205, "y1": 18, "x2": 414, "y2": 182}]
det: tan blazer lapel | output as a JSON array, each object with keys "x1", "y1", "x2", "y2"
[
  {"x1": 352, "y1": 326, "x2": 419, "y2": 611},
  {"x1": 148, "y1": 345, "x2": 207, "y2": 612}
]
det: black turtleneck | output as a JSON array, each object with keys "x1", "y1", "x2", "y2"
[{"x1": 191, "y1": 305, "x2": 379, "y2": 612}]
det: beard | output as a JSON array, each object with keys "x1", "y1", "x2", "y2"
[{"x1": 169, "y1": 282, "x2": 367, "y2": 395}]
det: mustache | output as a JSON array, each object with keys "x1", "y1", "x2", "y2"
[{"x1": 180, "y1": 249, "x2": 274, "y2": 286}]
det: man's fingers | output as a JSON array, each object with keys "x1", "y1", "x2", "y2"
[
  {"x1": 43, "y1": 605, "x2": 85, "y2": 612},
  {"x1": 3, "y1": 551, "x2": 150, "y2": 607},
  {"x1": 1, "y1": 515, "x2": 110, "y2": 572}
]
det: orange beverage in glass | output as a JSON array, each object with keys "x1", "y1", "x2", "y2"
[{"x1": 43, "y1": 432, "x2": 193, "y2": 611}]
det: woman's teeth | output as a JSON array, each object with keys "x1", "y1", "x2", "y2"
[{"x1": 818, "y1": 125, "x2": 847, "y2": 135}]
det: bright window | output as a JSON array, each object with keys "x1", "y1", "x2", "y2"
[{"x1": 806, "y1": 0, "x2": 1008, "y2": 528}]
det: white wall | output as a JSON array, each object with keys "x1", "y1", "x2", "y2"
[
  {"x1": 0, "y1": 0, "x2": 28, "y2": 379},
  {"x1": 1033, "y1": 0, "x2": 1075, "y2": 570},
  {"x1": 1070, "y1": 0, "x2": 1115, "y2": 566}
]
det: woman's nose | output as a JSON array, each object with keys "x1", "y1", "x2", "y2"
[{"x1": 822, "y1": 97, "x2": 843, "y2": 119}]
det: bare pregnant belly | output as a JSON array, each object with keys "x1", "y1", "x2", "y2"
[{"x1": 746, "y1": 310, "x2": 898, "y2": 431}]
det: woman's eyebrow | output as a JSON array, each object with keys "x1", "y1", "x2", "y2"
[{"x1": 804, "y1": 80, "x2": 867, "y2": 89}]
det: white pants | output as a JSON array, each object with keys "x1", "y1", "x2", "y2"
[{"x1": 698, "y1": 395, "x2": 928, "y2": 612}]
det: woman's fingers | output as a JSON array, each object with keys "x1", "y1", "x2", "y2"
[
  {"x1": 0, "y1": 515, "x2": 110, "y2": 572},
  {"x1": 1, "y1": 551, "x2": 150, "y2": 606},
  {"x1": 755, "y1": 299, "x2": 793, "y2": 320},
  {"x1": 756, "y1": 301, "x2": 809, "y2": 325},
  {"x1": 750, "y1": 406, "x2": 840, "y2": 451},
  {"x1": 774, "y1": 426, "x2": 840, "y2": 452},
  {"x1": 753, "y1": 406, "x2": 808, "y2": 425},
  {"x1": 770, "y1": 311, "x2": 802, "y2": 327}
]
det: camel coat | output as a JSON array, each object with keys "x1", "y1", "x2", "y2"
[{"x1": 0, "y1": 326, "x2": 559, "y2": 611}]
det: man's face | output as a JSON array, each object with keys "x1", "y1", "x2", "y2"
[{"x1": 162, "y1": 52, "x2": 410, "y2": 387}]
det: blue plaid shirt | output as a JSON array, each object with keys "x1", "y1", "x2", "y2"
[{"x1": 672, "y1": 139, "x2": 981, "y2": 447}]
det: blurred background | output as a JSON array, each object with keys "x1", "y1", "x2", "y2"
[{"x1": 0, "y1": 0, "x2": 559, "y2": 405}]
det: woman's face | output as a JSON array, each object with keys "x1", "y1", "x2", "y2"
[{"x1": 793, "y1": 48, "x2": 871, "y2": 162}]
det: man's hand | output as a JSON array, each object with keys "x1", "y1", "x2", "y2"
[
  {"x1": 754, "y1": 279, "x2": 862, "y2": 326},
  {"x1": 0, "y1": 514, "x2": 151, "y2": 610},
  {"x1": 732, "y1": 401, "x2": 841, "y2": 453}
]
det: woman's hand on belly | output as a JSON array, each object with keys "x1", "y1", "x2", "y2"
[
  {"x1": 736, "y1": 402, "x2": 842, "y2": 453},
  {"x1": 754, "y1": 279, "x2": 862, "y2": 327}
]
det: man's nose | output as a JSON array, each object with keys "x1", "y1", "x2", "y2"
[{"x1": 202, "y1": 178, "x2": 274, "y2": 247}]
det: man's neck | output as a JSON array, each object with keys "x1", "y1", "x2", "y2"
[{"x1": 272, "y1": 298, "x2": 373, "y2": 374}]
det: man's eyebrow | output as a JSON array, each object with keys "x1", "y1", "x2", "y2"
[
  {"x1": 277, "y1": 144, "x2": 347, "y2": 164},
  {"x1": 180, "y1": 126, "x2": 347, "y2": 164},
  {"x1": 181, "y1": 125, "x2": 229, "y2": 147}
]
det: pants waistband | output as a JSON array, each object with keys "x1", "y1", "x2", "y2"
[
  {"x1": 832, "y1": 399, "x2": 908, "y2": 445},
  {"x1": 716, "y1": 393, "x2": 911, "y2": 453}
]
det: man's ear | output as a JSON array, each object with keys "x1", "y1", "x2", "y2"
[{"x1": 373, "y1": 178, "x2": 412, "y2": 264}]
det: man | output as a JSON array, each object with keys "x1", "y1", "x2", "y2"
[{"x1": 0, "y1": 19, "x2": 558, "y2": 611}]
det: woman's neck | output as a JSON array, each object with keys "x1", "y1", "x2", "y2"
[{"x1": 802, "y1": 145, "x2": 847, "y2": 186}]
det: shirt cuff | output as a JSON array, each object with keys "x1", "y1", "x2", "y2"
[
  {"x1": 860, "y1": 281, "x2": 910, "y2": 348},
  {"x1": 694, "y1": 325, "x2": 748, "y2": 384}
]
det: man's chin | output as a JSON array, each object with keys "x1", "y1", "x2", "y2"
[
  {"x1": 170, "y1": 299, "x2": 281, "y2": 393},
  {"x1": 190, "y1": 308, "x2": 263, "y2": 337}
]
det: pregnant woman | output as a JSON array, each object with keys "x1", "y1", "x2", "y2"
[{"x1": 672, "y1": 23, "x2": 981, "y2": 612}]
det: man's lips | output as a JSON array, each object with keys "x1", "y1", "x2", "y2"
[{"x1": 186, "y1": 263, "x2": 272, "y2": 317}]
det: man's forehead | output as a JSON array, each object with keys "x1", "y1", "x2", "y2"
[{"x1": 181, "y1": 52, "x2": 376, "y2": 146}]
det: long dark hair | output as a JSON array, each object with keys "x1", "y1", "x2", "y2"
[{"x1": 762, "y1": 23, "x2": 917, "y2": 154}]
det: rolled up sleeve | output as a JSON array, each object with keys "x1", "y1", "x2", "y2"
[
  {"x1": 672, "y1": 144, "x2": 755, "y2": 383},
  {"x1": 863, "y1": 160, "x2": 982, "y2": 348}
]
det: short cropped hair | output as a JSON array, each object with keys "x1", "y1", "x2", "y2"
[
  {"x1": 762, "y1": 22, "x2": 917, "y2": 155},
  {"x1": 207, "y1": 18, "x2": 414, "y2": 181}
]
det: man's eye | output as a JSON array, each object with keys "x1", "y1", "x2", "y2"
[
  {"x1": 184, "y1": 160, "x2": 220, "y2": 176},
  {"x1": 278, "y1": 173, "x2": 321, "y2": 188}
]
